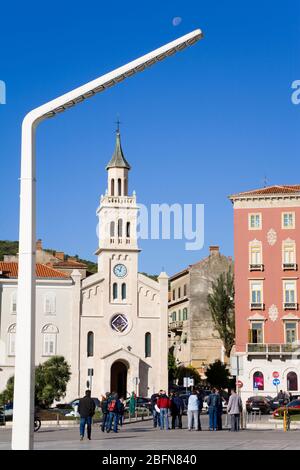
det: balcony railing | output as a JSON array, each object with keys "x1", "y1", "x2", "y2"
[
  {"x1": 283, "y1": 302, "x2": 298, "y2": 310},
  {"x1": 250, "y1": 302, "x2": 264, "y2": 310},
  {"x1": 249, "y1": 264, "x2": 264, "y2": 271},
  {"x1": 247, "y1": 343, "x2": 300, "y2": 355},
  {"x1": 169, "y1": 321, "x2": 184, "y2": 332},
  {"x1": 282, "y1": 263, "x2": 297, "y2": 271}
]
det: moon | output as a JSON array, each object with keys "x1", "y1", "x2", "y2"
[{"x1": 172, "y1": 17, "x2": 182, "y2": 27}]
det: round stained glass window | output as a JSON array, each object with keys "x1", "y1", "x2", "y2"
[{"x1": 111, "y1": 314, "x2": 128, "y2": 333}]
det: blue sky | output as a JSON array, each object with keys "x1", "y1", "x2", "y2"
[{"x1": 0, "y1": 0, "x2": 299, "y2": 275}]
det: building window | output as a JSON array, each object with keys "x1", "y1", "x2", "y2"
[
  {"x1": 249, "y1": 241, "x2": 263, "y2": 269},
  {"x1": 8, "y1": 324, "x2": 16, "y2": 356},
  {"x1": 113, "y1": 283, "x2": 118, "y2": 300},
  {"x1": 145, "y1": 332, "x2": 151, "y2": 358},
  {"x1": 11, "y1": 291, "x2": 17, "y2": 314},
  {"x1": 121, "y1": 283, "x2": 126, "y2": 300},
  {"x1": 282, "y1": 240, "x2": 296, "y2": 269},
  {"x1": 287, "y1": 372, "x2": 298, "y2": 391},
  {"x1": 183, "y1": 308, "x2": 188, "y2": 320},
  {"x1": 172, "y1": 290, "x2": 175, "y2": 301},
  {"x1": 44, "y1": 292, "x2": 56, "y2": 315},
  {"x1": 249, "y1": 213, "x2": 262, "y2": 230},
  {"x1": 178, "y1": 309, "x2": 182, "y2": 321},
  {"x1": 285, "y1": 322, "x2": 297, "y2": 344},
  {"x1": 87, "y1": 331, "x2": 94, "y2": 357},
  {"x1": 253, "y1": 371, "x2": 264, "y2": 391},
  {"x1": 249, "y1": 322, "x2": 263, "y2": 343},
  {"x1": 118, "y1": 219, "x2": 123, "y2": 237},
  {"x1": 110, "y1": 221, "x2": 115, "y2": 237},
  {"x1": 126, "y1": 222, "x2": 130, "y2": 238},
  {"x1": 111, "y1": 179, "x2": 115, "y2": 196},
  {"x1": 172, "y1": 311, "x2": 176, "y2": 321},
  {"x1": 184, "y1": 284, "x2": 187, "y2": 296},
  {"x1": 250, "y1": 281, "x2": 263, "y2": 308},
  {"x1": 178, "y1": 287, "x2": 181, "y2": 299},
  {"x1": 283, "y1": 280, "x2": 297, "y2": 309},
  {"x1": 282, "y1": 212, "x2": 295, "y2": 229},
  {"x1": 118, "y1": 178, "x2": 122, "y2": 196},
  {"x1": 42, "y1": 324, "x2": 58, "y2": 356}
]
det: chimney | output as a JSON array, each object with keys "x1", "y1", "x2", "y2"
[
  {"x1": 36, "y1": 239, "x2": 43, "y2": 251},
  {"x1": 55, "y1": 251, "x2": 65, "y2": 261},
  {"x1": 209, "y1": 245, "x2": 220, "y2": 256}
]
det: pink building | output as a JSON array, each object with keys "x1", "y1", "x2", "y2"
[{"x1": 230, "y1": 185, "x2": 300, "y2": 401}]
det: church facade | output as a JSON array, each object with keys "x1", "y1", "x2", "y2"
[{"x1": 0, "y1": 131, "x2": 169, "y2": 401}]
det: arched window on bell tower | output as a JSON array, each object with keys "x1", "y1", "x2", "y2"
[
  {"x1": 126, "y1": 222, "x2": 130, "y2": 238},
  {"x1": 111, "y1": 179, "x2": 115, "y2": 196},
  {"x1": 118, "y1": 219, "x2": 123, "y2": 237},
  {"x1": 110, "y1": 221, "x2": 115, "y2": 237},
  {"x1": 113, "y1": 283, "x2": 118, "y2": 300},
  {"x1": 118, "y1": 178, "x2": 122, "y2": 196},
  {"x1": 122, "y1": 283, "x2": 126, "y2": 300}
]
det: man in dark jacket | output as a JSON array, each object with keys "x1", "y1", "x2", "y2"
[
  {"x1": 78, "y1": 390, "x2": 96, "y2": 441},
  {"x1": 170, "y1": 393, "x2": 184, "y2": 429},
  {"x1": 207, "y1": 388, "x2": 221, "y2": 431}
]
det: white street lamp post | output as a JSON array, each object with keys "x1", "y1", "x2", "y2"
[{"x1": 11, "y1": 29, "x2": 203, "y2": 449}]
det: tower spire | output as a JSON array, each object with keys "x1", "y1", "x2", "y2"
[{"x1": 106, "y1": 128, "x2": 131, "y2": 170}]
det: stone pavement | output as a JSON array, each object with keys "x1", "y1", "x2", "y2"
[{"x1": 1, "y1": 415, "x2": 300, "y2": 450}]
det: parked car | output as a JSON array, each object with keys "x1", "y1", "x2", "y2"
[
  {"x1": 246, "y1": 396, "x2": 272, "y2": 414},
  {"x1": 273, "y1": 399, "x2": 300, "y2": 417}
]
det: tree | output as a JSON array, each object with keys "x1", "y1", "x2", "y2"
[
  {"x1": 207, "y1": 268, "x2": 235, "y2": 357},
  {"x1": 0, "y1": 356, "x2": 71, "y2": 408},
  {"x1": 168, "y1": 351, "x2": 178, "y2": 383},
  {"x1": 205, "y1": 360, "x2": 231, "y2": 389},
  {"x1": 35, "y1": 356, "x2": 71, "y2": 407},
  {"x1": 176, "y1": 366, "x2": 201, "y2": 386}
]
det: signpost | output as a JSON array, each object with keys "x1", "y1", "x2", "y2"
[{"x1": 273, "y1": 378, "x2": 280, "y2": 395}]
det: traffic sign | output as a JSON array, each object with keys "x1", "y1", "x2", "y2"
[
  {"x1": 273, "y1": 371, "x2": 279, "y2": 379},
  {"x1": 237, "y1": 380, "x2": 243, "y2": 388},
  {"x1": 273, "y1": 378, "x2": 280, "y2": 386}
]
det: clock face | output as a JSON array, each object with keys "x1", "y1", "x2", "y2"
[{"x1": 113, "y1": 263, "x2": 127, "y2": 278}]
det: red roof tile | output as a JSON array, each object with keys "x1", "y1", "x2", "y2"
[
  {"x1": 50, "y1": 259, "x2": 87, "y2": 269},
  {"x1": 230, "y1": 185, "x2": 300, "y2": 198},
  {"x1": 0, "y1": 262, "x2": 70, "y2": 279}
]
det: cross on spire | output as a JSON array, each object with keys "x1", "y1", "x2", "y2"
[{"x1": 115, "y1": 116, "x2": 121, "y2": 133}]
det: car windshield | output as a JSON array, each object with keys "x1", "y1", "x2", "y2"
[{"x1": 249, "y1": 396, "x2": 265, "y2": 401}]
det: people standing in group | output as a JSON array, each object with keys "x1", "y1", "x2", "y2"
[
  {"x1": 227, "y1": 389, "x2": 243, "y2": 432},
  {"x1": 78, "y1": 389, "x2": 96, "y2": 441},
  {"x1": 151, "y1": 390, "x2": 162, "y2": 428},
  {"x1": 100, "y1": 392, "x2": 110, "y2": 433},
  {"x1": 187, "y1": 390, "x2": 199, "y2": 431},
  {"x1": 157, "y1": 391, "x2": 171, "y2": 430},
  {"x1": 207, "y1": 388, "x2": 221, "y2": 431},
  {"x1": 170, "y1": 392, "x2": 184, "y2": 429},
  {"x1": 106, "y1": 392, "x2": 121, "y2": 433}
]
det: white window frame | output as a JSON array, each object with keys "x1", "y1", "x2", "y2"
[
  {"x1": 248, "y1": 213, "x2": 262, "y2": 230},
  {"x1": 42, "y1": 324, "x2": 58, "y2": 356},
  {"x1": 11, "y1": 291, "x2": 17, "y2": 314},
  {"x1": 249, "y1": 280, "x2": 263, "y2": 308},
  {"x1": 44, "y1": 292, "x2": 56, "y2": 315},
  {"x1": 8, "y1": 324, "x2": 16, "y2": 356},
  {"x1": 283, "y1": 280, "x2": 297, "y2": 307},
  {"x1": 250, "y1": 320, "x2": 264, "y2": 344},
  {"x1": 249, "y1": 240, "x2": 263, "y2": 267},
  {"x1": 282, "y1": 240, "x2": 296, "y2": 266},
  {"x1": 284, "y1": 321, "x2": 298, "y2": 344},
  {"x1": 282, "y1": 212, "x2": 295, "y2": 230}
]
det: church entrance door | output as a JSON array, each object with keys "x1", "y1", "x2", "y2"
[{"x1": 110, "y1": 360, "x2": 128, "y2": 398}]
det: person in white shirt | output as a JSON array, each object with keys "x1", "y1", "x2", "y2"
[{"x1": 187, "y1": 390, "x2": 199, "y2": 431}]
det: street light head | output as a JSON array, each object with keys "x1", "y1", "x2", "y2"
[{"x1": 33, "y1": 28, "x2": 204, "y2": 121}]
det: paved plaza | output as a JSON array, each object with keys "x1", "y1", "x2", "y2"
[{"x1": 1, "y1": 416, "x2": 300, "y2": 450}]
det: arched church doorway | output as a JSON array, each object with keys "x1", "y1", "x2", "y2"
[{"x1": 110, "y1": 360, "x2": 128, "y2": 398}]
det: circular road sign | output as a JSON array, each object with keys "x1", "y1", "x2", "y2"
[
  {"x1": 273, "y1": 371, "x2": 279, "y2": 379},
  {"x1": 273, "y1": 378, "x2": 280, "y2": 386}
]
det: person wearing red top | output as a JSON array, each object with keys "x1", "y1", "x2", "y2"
[{"x1": 157, "y1": 391, "x2": 170, "y2": 430}]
